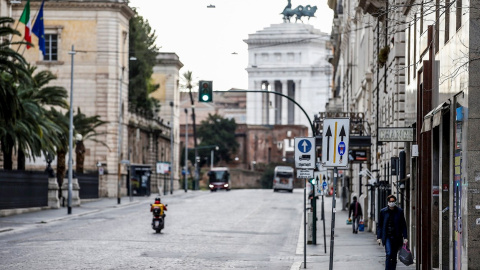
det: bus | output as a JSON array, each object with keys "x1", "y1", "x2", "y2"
[
  {"x1": 273, "y1": 166, "x2": 294, "y2": 192},
  {"x1": 208, "y1": 167, "x2": 231, "y2": 191}
]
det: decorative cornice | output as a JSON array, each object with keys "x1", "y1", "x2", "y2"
[{"x1": 13, "y1": 1, "x2": 135, "y2": 19}]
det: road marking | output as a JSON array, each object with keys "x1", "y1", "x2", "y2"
[{"x1": 333, "y1": 122, "x2": 338, "y2": 163}]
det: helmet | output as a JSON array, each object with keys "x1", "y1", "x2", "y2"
[{"x1": 155, "y1": 197, "x2": 161, "y2": 203}]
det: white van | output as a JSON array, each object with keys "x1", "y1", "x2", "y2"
[{"x1": 273, "y1": 166, "x2": 294, "y2": 192}]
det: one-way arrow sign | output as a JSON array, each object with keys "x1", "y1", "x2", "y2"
[{"x1": 321, "y1": 118, "x2": 350, "y2": 167}]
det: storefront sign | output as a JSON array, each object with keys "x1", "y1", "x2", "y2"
[{"x1": 378, "y1": 127, "x2": 415, "y2": 142}]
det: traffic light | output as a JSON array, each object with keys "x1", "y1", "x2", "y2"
[
  {"x1": 198, "y1": 80, "x2": 213, "y2": 102},
  {"x1": 308, "y1": 177, "x2": 317, "y2": 185}
]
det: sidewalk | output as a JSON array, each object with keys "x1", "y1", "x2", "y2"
[
  {"x1": 0, "y1": 194, "x2": 166, "y2": 235},
  {"x1": 292, "y1": 195, "x2": 416, "y2": 270}
]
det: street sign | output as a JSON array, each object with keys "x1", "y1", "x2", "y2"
[
  {"x1": 156, "y1": 162, "x2": 170, "y2": 174},
  {"x1": 321, "y1": 118, "x2": 350, "y2": 167},
  {"x1": 294, "y1": 137, "x2": 316, "y2": 169},
  {"x1": 322, "y1": 181, "x2": 327, "y2": 190},
  {"x1": 297, "y1": 169, "x2": 314, "y2": 179}
]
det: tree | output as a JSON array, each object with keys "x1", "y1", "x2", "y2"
[
  {"x1": 0, "y1": 17, "x2": 28, "y2": 137},
  {"x1": 128, "y1": 10, "x2": 160, "y2": 117},
  {"x1": 73, "y1": 108, "x2": 108, "y2": 174},
  {"x1": 197, "y1": 114, "x2": 239, "y2": 164},
  {"x1": 0, "y1": 64, "x2": 68, "y2": 170}
]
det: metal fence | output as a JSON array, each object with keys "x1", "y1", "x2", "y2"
[
  {"x1": 0, "y1": 171, "x2": 48, "y2": 210},
  {"x1": 77, "y1": 173, "x2": 99, "y2": 199}
]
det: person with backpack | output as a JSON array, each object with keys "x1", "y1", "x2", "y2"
[
  {"x1": 150, "y1": 197, "x2": 167, "y2": 218},
  {"x1": 348, "y1": 196, "x2": 363, "y2": 234}
]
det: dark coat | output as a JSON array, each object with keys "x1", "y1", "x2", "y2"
[
  {"x1": 376, "y1": 206, "x2": 408, "y2": 246},
  {"x1": 348, "y1": 200, "x2": 363, "y2": 218}
]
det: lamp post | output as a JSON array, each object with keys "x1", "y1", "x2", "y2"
[
  {"x1": 169, "y1": 101, "x2": 174, "y2": 195},
  {"x1": 210, "y1": 145, "x2": 219, "y2": 169},
  {"x1": 67, "y1": 45, "x2": 76, "y2": 214},
  {"x1": 184, "y1": 108, "x2": 188, "y2": 192},
  {"x1": 117, "y1": 65, "x2": 125, "y2": 205}
]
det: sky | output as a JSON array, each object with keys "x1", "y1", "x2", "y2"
[{"x1": 128, "y1": 0, "x2": 334, "y2": 91}]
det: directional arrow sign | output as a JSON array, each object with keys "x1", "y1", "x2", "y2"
[
  {"x1": 294, "y1": 137, "x2": 316, "y2": 169},
  {"x1": 321, "y1": 118, "x2": 350, "y2": 167}
]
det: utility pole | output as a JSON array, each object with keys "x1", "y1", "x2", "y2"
[
  {"x1": 184, "y1": 108, "x2": 188, "y2": 192},
  {"x1": 170, "y1": 101, "x2": 174, "y2": 194},
  {"x1": 67, "y1": 45, "x2": 76, "y2": 215},
  {"x1": 117, "y1": 66, "x2": 125, "y2": 205}
]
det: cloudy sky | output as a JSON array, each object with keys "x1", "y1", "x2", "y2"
[{"x1": 128, "y1": 0, "x2": 334, "y2": 91}]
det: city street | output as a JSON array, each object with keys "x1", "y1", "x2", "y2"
[{"x1": 0, "y1": 190, "x2": 303, "y2": 269}]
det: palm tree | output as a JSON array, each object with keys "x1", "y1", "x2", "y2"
[
  {"x1": 0, "y1": 17, "x2": 28, "y2": 126},
  {"x1": 180, "y1": 71, "x2": 199, "y2": 188},
  {"x1": 0, "y1": 64, "x2": 69, "y2": 170},
  {"x1": 0, "y1": 17, "x2": 29, "y2": 169},
  {"x1": 47, "y1": 108, "x2": 69, "y2": 188},
  {"x1": 14, "y1": 65, "x2": 69, "y2": 170},
  {"x1": 73, "y1": 108, "x2": 108, "y2": 174}
]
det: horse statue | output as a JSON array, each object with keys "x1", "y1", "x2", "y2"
[
  {"x1": 281, "y1": 2, "x2": 318, "y2": 23},
  {"x1": 295, "y1": 5, "x2": 318, "y2": 22}
]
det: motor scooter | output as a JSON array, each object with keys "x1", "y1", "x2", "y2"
[{"x1": 151, "y1": 204, "x2": 167, "y2": 233}]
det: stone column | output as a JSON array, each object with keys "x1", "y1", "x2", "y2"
[
  {"x1": 255, "y1": 80, "x2": 263, "y2": 125},
  {"x1": 281, "y1": 80, "x2": 288, "y2": 125},
  {"x1": 269, "y1": 80, "x2": 275, "y2": 125},
  {"x1": 48, "y1": 177, "x2": 60, "y2": 209},
  {"x1": 294, "y1": 80, "x2": 301, "y2": 124},
  {"x1": 62, "y1": 178, "x2": 81, "y2": 207}
]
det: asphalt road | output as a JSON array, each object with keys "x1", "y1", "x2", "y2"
[{"x1": 0, "y1": 189, "x2": 303, "y2": 269}]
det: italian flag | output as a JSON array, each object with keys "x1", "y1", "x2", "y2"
[{"x1": 19, "y1": 0, "x2": 32, "y2": 48}]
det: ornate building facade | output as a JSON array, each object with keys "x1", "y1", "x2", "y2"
[{"x1": 244, "y1": 22, "x2": 331, "y2": 135}]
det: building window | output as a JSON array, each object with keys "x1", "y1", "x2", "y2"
[
  {"x1": 445, "y1": 0, "x2": 450, "y2": 43},
  {"x1": 456, "y1": 0, "x2": 462, "y2": 30},
  {"x1": 407, "y1": 25, "x2": 411, "y2": 84},
  {"x1": 435, "y1": 0, "x2": 440, "y2": 53},
  {"x1": 44, "y1": 34, "x2": 58, "y2": 61},
  {"x1": 413, "y1": 15, "x2": 417, "y2": 79},
  {"x1": 262, "y1": 53, "x2": 269, "y2": 62},
  {"x1": 274, "y1": 53, "x2": 281, "y2": 62}
]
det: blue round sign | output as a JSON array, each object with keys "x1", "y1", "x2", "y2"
[
  {"x1": 322, "y1": 181, "x2": 327, "y2": 190},
  {"x1": 338, "y1": 141, "x2": 346, "y2": 156},
  {"x1": 298, "y1": 139, "x2": 312, "y2": 153}
]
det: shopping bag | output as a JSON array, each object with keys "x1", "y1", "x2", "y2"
[
  {"x1": 346, "y1": 218, "x2": 352, "y2": 225},
  {"x1": 398, "y1": 243, "x2": 414, "y2": 266},
  {"x1": 358, "y1": 219, "x2": 364, "y2": 231}
]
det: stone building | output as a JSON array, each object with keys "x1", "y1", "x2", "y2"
[
  {"x1": 8, "y1": 1, "x2": 180, "y2": 197},
  {"x1": 328, "y1": 0, "x2": 480, "y2": 266},
  {"x1": 244, "y1": 22, "x2": 331, "y2": 135}
]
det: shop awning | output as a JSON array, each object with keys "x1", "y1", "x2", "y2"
[{"x1": 421, "y1": 102, "x2": 450, "y2": 133}]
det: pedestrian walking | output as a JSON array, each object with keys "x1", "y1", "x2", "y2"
[
  {"x1": 348, "y1": 196, "x2": 363, "y2": 233},
  {"x1": 376, "y1": 194, "x2": 408, "y2": 270}
]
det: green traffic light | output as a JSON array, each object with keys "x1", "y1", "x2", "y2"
[{"x1": 198, "y1": 80, "x2": 213, "y2": 102}]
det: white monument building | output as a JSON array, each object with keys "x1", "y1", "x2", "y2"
[{"x1": 244, "y1": 23, "x2": 331, "y2": 134}]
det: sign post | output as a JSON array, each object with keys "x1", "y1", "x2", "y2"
[
  {"x1": 294, "y1": 137, "x2": 315, "y2": 269},
  {"x1": 321, "y1": 118, "x2": 350, "y2": 270}
]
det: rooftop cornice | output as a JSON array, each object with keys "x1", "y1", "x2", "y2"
[{"x1": 13, "y1": 0, "x2": 135, "y2": 19}]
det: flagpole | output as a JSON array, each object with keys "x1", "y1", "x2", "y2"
[{"x1": 17, "y1": 0, "x2": 41, "y2": 55}]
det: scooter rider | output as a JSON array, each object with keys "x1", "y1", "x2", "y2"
[{"x1": 150, "y1": 197, "x2": 167, "y2": 218}]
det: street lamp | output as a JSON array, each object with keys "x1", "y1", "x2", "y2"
[
  {"x1": 67, "y1": 45, "x2": 76, "y2": 214},
  {"x1": 210, "y1": 145, "x2": 219, "y2": 169},
  {"x1": 169, "y1": 101, "x2": 174, "y2": 195},
  {"x1": 184, "y1": 108, "x2": 188, "y2": 192}
]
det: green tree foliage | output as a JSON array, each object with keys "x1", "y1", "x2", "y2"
[
  {"x1": 0, "y1": 17, "x2": 28, "y2": 129},
  {"x1": 1, "y1": 64, "x2": 68, "y2": 170},
  {"x1": 196, "y1": 114, "x2": 239, "y2": 165},
  {"x1": 73, "y1": 108, "x2": 108, "y2": 174},
  {"x1": 128, "y1": 10, "x2": 160, "y2": 117}
]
